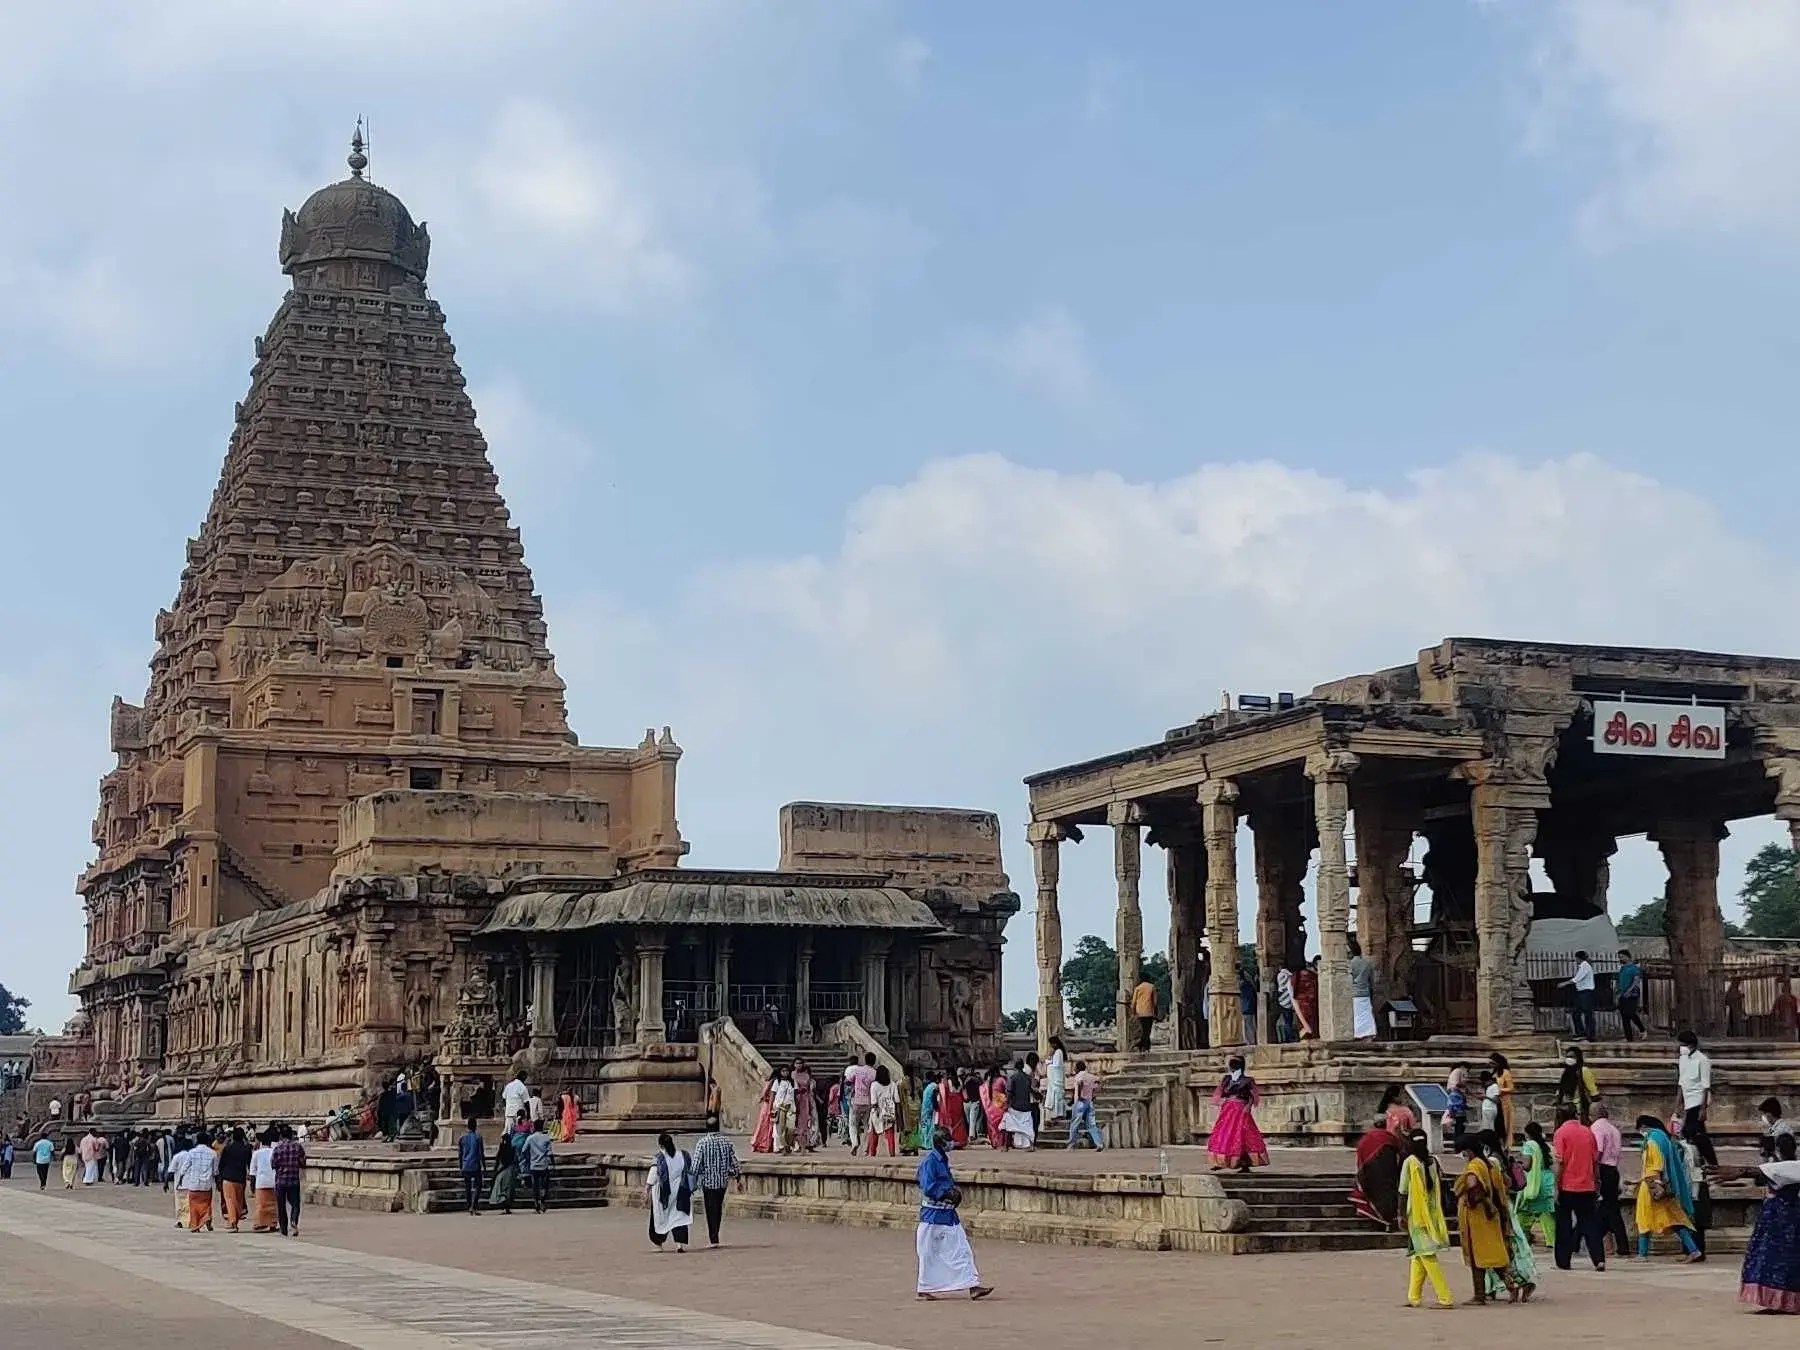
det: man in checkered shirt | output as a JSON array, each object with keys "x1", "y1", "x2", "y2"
[{"x1": 691, "y1": 1115, "x2": 742, "y2": 1248}]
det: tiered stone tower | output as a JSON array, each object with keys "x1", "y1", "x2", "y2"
[{"x1": 71, "y1": 131, "x2": 685, "y2": 1107}]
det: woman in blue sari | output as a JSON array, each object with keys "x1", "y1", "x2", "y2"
[
  {"x1": 914, "y1": 1074, "x2": 941, "y2": 1153},
  {"x1": 1717, "y1": 1132, "x2": 1800, "y2": 1312}
]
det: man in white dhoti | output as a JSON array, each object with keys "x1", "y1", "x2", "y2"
[
  {"x1": 916, "y1": 1127, "x2": 992, "y2": 1300},
  {"x1": 1347, "y1": 939, "x2": 1378, "y2": 1040}
]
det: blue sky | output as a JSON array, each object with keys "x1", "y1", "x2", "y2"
[{"x1": 6, "y1": 0, "x2": 1800, "y2": 1028}]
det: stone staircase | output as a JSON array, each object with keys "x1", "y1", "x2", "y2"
[
  {"x1": 1037, "y1": 1051, "x2": 1192, "y2": 1150},
  {"x1": 220, "y1": 842, "x2": 292, "y2": 912},
  {"x1": 412, "y1": 1151, "x2": 609, "y2": 1214},
  {"x1": 1216, "y1": 1171, "x2": 1422, "y2": 1253}
]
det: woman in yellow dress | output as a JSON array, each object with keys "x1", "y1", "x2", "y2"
[
  {"x1": 1399, "y1": 1130, "x2": 1455, "y2": 1309},
  {"x1": 1455, "y1": 1137, "x2": 1521, "y2": 1304},
  {"x1": 1488, "y1": 1052, "x2": 1516, "y2": 1145},
  {"x1": 1634, "y1": 1115, "x2": 1703, "y2": 1261}
]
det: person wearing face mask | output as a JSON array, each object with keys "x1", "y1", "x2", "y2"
[
  {"x1": 1673, "y1": 1031, "x2": 1718, "y2": 1169},
  {"x1": 1207, "y1": 1056, "x2": 1268, "y2": 1173},
  {"x1": 1555, "y1": 1045, "x2": 1600, "y2": 1124}
]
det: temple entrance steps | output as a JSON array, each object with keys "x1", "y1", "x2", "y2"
[
  {"x1": 1036, "y1": 1051, "x2": 1192, "y2": 1151},
  {"x1": 414, "y1": 1152, "x2": 609, "y2": 1214},
  {"x1": 1210, "y1": 1172, "x2": 1422, "y2": 1253}
]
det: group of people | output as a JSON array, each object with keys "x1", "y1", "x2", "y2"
[
  {"x1": 1348, "y1": 1033, "x2": 1800, "y2": 1315},
  {"x1": 758, "y1": 1046, "x2": 1104, "y2": 1158},
  {"x1": 455, "y1": 1108, "x2": 558, "y2": 1215}
]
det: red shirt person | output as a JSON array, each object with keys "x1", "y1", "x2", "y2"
[{"x1": 1551, "y1": 1107, "x2": 1606, "y2": 1272}]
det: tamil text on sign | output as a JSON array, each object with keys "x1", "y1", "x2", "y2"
[{"x1": 1591, "y1": 700, "x2": 1725, "y2": 759}]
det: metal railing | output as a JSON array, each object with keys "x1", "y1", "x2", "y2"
[{"x1": 809, "y1": 982, "x2": 862, "y2": 1018}]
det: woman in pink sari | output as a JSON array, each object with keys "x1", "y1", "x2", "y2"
[
  {"x1": 749, "y1": 1071, "x2": 777, "y2": 1154},
  {"x1": 979, "y1": 1067, "x2": 1009, "y2": 1149},
  {"x1": 1208, "y1": 1055, "x2": 1269, "y2": 1172}
]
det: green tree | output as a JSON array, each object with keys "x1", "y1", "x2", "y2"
[
  {"x1": 0, "y1": 984, "x2": 29, "y2": 1036},
  {"x1": 1740, "y1": 843, "x2": 1800, "y2": 938},
  {"x1": 1060, "y1": 936, "x2": 1173, "y2": 1027},
  {"x1": 1000, "y1": 1008, "x2": 1037, "y2": 1034},
  {"x1": 1615, "y1": 894, "x2": 1744, "y2": 939}
]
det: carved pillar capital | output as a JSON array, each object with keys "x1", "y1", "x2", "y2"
[
  {"x1": 1104, "y1": 800, "x2": 1145, "y2": 828},
  {"x1": 1304, "y1": 749, "x2": 1360, "y2": 783},
  {"x1": 1196, "y1": 778, "x2": 1239, "y2": 810}
]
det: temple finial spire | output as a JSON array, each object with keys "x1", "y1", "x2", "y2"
[{"x1": 348, "y1": 117, "x2": 368, "y2": 179}]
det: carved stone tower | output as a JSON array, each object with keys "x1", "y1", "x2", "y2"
[{"x1": 72, "y1": 131, "x2": 685, "y2": 1093}]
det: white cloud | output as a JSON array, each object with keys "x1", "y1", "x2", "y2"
[
  {"x1": 894, "y1": 35, "x2": 932, "y2": 90},
  {"x1": 1524, "y1": 0, "x2": 1800, "y2": 240},
  {"x1": 0, "y1": 256, "x2": 157, "y2": 367},
  {"x1": 966, "y1": 307, "x2": 1102, "y2": 410},
  {"x1": 791, "y1": 198, "x2": 933, "y2": 307},
  {"x1": 443, "y1": 100, "x2": 696, "y2": 311}
]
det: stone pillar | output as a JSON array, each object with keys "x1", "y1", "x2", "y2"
[
  {"x1": 861, "y1": 937, "x2": 892, "y2": 1038},
  {"x1": 1028, "y1": 821, "x2": 1073, "y2": 1054},
  {"x1": 1199, "y1": 779, "x2": 1243, "y2": 1047},
  {"x1": 635, "y1": 933, "x2": 667, "y2": 1046},
  {"x1": 1460, "y1": 757, "x2": 1551, "y2": 1037},
  {"x1": 1353, "y1": 790, "x2": 1415, "y2": 1011},
  {"x1": 527, "y1": 940, "x2": 558, "y2": 1054},
  {"x1": 1251, "y1": 805, "x2": 1311, "y2": 1045},
  {"x1": 713, "y1": 935, "x2": 732, "y2": 1029},
  {"x1": 1652, "y1": 818, "x2": 1728, "y2": 1037},
  {"x1": 796, "y1": 935, "x2": 815, "y2": 1044},
  {"x1": 1538, "y1": 825, "x2": 1617, "y2": 916},
  {"x1": 1307, "y1": 750, "x2": 1359, "y2": 1042},
  {"x1": 1155, "y1": 823, "x2": 1206, "y2": 1051},
  {"x1": 1108, "y1": 802, "x2": 1144, "y2": 1053}
]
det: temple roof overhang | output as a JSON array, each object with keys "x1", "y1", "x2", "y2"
[{"x1": 478, "y1": 868, "x2": 946, "y2": 937}]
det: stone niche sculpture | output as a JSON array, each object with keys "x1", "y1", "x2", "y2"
[
  {"x1": 221, "y1": 542, "x2": 532, "y2": 678},
  {"x1": 437, "y1": 969, "x2": 511, "y2": 1134}
]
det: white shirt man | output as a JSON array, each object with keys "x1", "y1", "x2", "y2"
[
  {"x1": 528, "y1": 1090, "x2": 545, "y2": 1125},
  {"x1": 175, "y1": 1141, "x2": 217, "y2": 1192},
  {"x1": 1571, "y1": 959, "x2": 1595, "y2": 992},
  {"x1": 502, "y1": 1075, "x2": 530, "y2": 1126},
  {"x1": 1678, "y1": 1043, "x2": 1712, "y2": 1109}
]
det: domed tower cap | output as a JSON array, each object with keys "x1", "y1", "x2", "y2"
[{"x1": 278, "y1": 123, "x2": 431, "y2": 282}]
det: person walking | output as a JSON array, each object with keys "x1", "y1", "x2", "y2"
[
  {"x1": 32, "y1": 1133, "x2": 54, "y2": 1190},
  {"x1": 218, "y1": 1128, "x2": 252, "y2": 1233},
  {"x1": 772, "y1": 1065, "x2": 798, "y2": 1154},
  {"x1": 915, "y1": 1125, "x2": 992, "y2": 1300},
  {"x1": 1130, "y1": 976, "x2": 1158, "y2": 1052},
  {"x1": 1477, "y1": 1130, "x2": 1539, "y2": 1302},
  {"x1": 867, "y1": 1065, "x2": 901, "y2": 1156},
  {"x1": 847, "y1": 1053, "x2": 877, "y2": 1156},
  {"x1": 1066, "y1": 1060, "x2": 1105, "y2": 1151},
  {"x1": 176, "y1": 1129, "x2": 218, "y2": 1232},
  {"x1": 489, "y1": 1126, "x2": 519, "y2": 1214},
  {"x1": 1551, "y1": 1105, "x2": 1606, "y2": 1270},
  {"x1": 1515, "y1": 1121, "x2": 1556, "y2": 1249},
  {"x1": 523, "y1": 1121, "x2": 553, "y2": 1214},
  {"x1": 999, "y1": 1059, "x2": 1035, "y2": 1151},
  {"x1": 271, "y1": 1124, "x2": 306, "y2": 1238},
  {"x1": 1674, "y1": 1031, "x2": 1719, "y2": 1168},
  {"x1": 157, "y1": 1129, "x2": 173, "y2": 1190},
  {"x1": 1398, "y1": 1129, "x2": 1455, "y2": 1310},
  {"x1": 1562, "y1": 950, "x2": 1598, "y2": 1041},
  {"x1": 1275, "y1": 964, "x2": 1298, "y2": 1044},
  {"x1": 1455, "y1": 1137, "x2": 1522, "y2": 1304},
  {"x1": 457, "y1": 1116, "x2": 485, "y2": 1215},
  {"x1": 692, "y1": 1114, "x2": 742, "y2": 1247},
  {"x1": 793, "y1": 1060, "x2": 817, "y2": 1152},
  {"x1": 501, "y1": 1069, "x2": 530, "y2": 1133},
  {"x1": 1634, "y1": 1114, "x2": 1703, "y2": 1262},
  {"x1": 1348, "y1": 939, "x2": 1378, "y2": 1040},
  {"x1": 1207, "y1": 1056, "x2": 1268, "y2": 1173},
  {"x1": 1489, "y1": 1053, "x2": 1517, "y2": 1146},
  {"x1": 1555, "y1": 1044, "x2": 1600, "y2": 1123},
  {"x1": 249, "y1": 1130, "x2": 278, "y2": 1232},
  {"x1": 645, "y1": 1132, "x2": 693, "y2": 1253},
  {"x1": 1615, "y1": 950, "x2": 1645, "y2": 1041},
  {"x1": 1590, "y1": 1102, "x2": 1630, "y2": 1258},
  {"x1": 1043, "y1": 1037, "x2": 1068, "y2": 1123}
]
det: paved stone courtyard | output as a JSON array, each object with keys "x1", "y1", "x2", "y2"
[{"x1": 0, "y1": 1172, "x2": 1763, "y2": 1349}]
